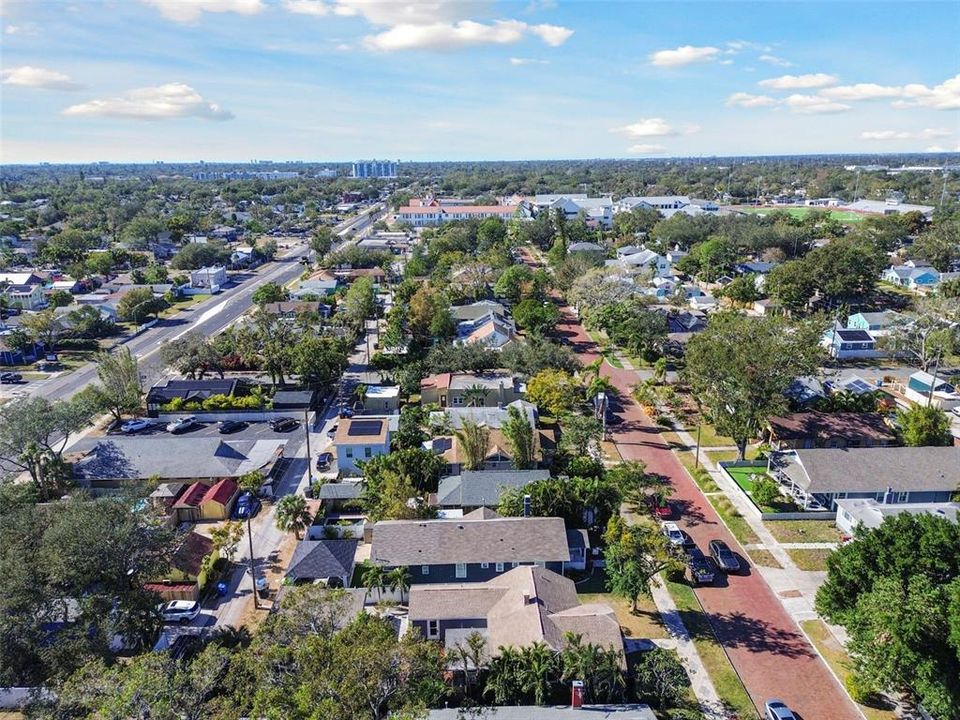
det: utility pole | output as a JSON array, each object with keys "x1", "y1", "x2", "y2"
[
  {"x1": 926, "y1": 350, "x2": 942, "y2": 407},
  {"x1": 694, "y1": 423, "x2": 702, "y2": 469},
  {"x1": 247, "y1": 512, "x2": 259, "y2": 610},
  {"x1": 303, "y1": 408, "x2": 314, "y2": 489}
]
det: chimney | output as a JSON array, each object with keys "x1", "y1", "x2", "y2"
[
  {"x1": 523, "y1": 494, "x2": 532, "y2": 518},
  {"x1": 522, "y1": 592, "x2": 531, "y2": 605},
  {"x1": 499, "y1": 380, "x2": 505, "y2": 406}
]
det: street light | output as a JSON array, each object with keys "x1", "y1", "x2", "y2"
[{"x1": 247, "y1": 512, "x2": 260, "y2": 610}]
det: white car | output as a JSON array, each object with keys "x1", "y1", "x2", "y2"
[
  {"x1": 661, "y1": 521, "x2": 685, "y2": 546},
  {"x1": 158, "y1": 600, "x2": 201, "y2": 624},
  {"x1": 121, "y1": 419, "x2": 150, "y2": 434},
  {"x1": 166, "y1": 416, "x2": 198, "y2": 434}
]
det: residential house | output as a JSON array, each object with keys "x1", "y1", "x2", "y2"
[
  {"x1": 429, "y1": 400, "x2": 538, "y2": 431},
  {"x1": 370, "y1": 511, "x2": 571, "y2": 584},
  {"x1": 770, "y1": 446, "x2": 960, "y2": 511},
  {"x1": 408, "y1": 565, "x2": 622, "y2": 661},
  {"x1": 846, "y1": 310, "x2": 905, "y2": 335},
  {"x1": 434, "y1": 469, "x2": 551, "y2": 512},
  {"x1": 332, "y1": 415, "x2": 397, "y2": 474},
  {"x1": 456, "y1": 311, "x2": 516, "y2": 349},
  {"x1": 785, "y1": 376, "x2": 827, "y2": 406},
  {"x1": 172, "y1": 478, "x2": 239, "y2": 522},
  {"x1": 904, "y1": 370, "x2": 960, "y2": 411},
  {"x1": 835, "y1": 498, "x2": 959, "y2": 538},
  {"x1": 822, "y1": 328, "x2": 880, "y2": 359},
  {"x1": 420, "y1": 371, "x2": 525, "y2": 408},
  {"x1": 144, "y1": 531, "x2": 215, "y2": 602},
  {"x1": 0, "y1": 330, "x2": 44, "y2": 365},
  {"x1": 190, "y1": 266, "x2": 227, "y2": 290},
  {"x1": 765, "y1": 412, "x2": 897, "y2": 450},
  {"x1": 428, "y1": 427, "x2": 556, "y2": 475},
  {"x1": 0, "y1": 271, "x2": 45, "y2": 287},
  {"x1": 615, "y1": 248, "x2": 672, "y2": 277},
  {"x1": 429, "y1": 707, "x2": 654, "y2": 720},
  {"x1": 290, "y1": 278, "x2": 339, "y2": 299},
  {"x1": 262, "y1": 301, "x2": 331, "y2": 318},
  {"x1": 71, "y1": 436, "x2": 286, "y2": 487},
  {"x1": 882, "y1": 264, "x2": 940, "y2": 291},
  {"x1": 2, "y1": 283, "x2": 45, "y2": 310},
  {"x1": 286, "y1": 538, "x2": 359, "y2": 587},
  {"x1": 450, "y1": 300, "x2": 507, "y2": 324},
  {"x1": 361, "y1": 385, "x2": 400, "y2": 413},
  {"x1": 567, "y1": 241, "x2": 606, "y2": 254},
  {"x1": 316, "y1": 481, "x2": 365, "y2": 515},
  {"x1": 146, "y1": 378, "x2": 239, "y2": 414}
]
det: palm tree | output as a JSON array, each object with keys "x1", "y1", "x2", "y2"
[
  {"x1": 455, "y1": 419, "x2": 490, "y2": 471},
  {"x1": 519, "y1": 642, "x2": 557, "y2": 706},
  {"x1": 453, "y1": 631, "x2": 488, "y2": 698},
  {"x1": 462, "y1": 383, "x2": 489, "y2": 408},
  {"x1": 501, "y1": 405, "x2": 535, "y2": 470},
  {"x1": 353, "y1": 383, "x2": 368, "y2": 410},
  {"x1": 582, "y1": 357, "x2": 604, "y2": 385},
  {"x1": 386, "y1": 566, "x2": 411, "y2": 605},
  {"x1": 652, "y1": 357, "x2": 668, "y2": 385},
  {"x1": 485, "y1": 646, "x2": 525, "y2": 705},
  {"x1": 360, "y1": 560, "x2": 386, "y2": 603},
  {"x1": 274, "y1": 493, "x2": 313, "y2": 540},
  {"x1": 586, "y1": 375, "x2": 616, "y2": 401}
]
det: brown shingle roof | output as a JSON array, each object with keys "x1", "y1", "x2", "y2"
[
  {"x1": 371, "y1": 516, "x2": 569, "y2": 566},
  {"x1": 767, "y1": 412, "x2": 896, "y2": 443}
]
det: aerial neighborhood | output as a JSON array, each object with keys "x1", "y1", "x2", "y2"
[{"x1": 1, "y1": 156, "x2": 958, "y2": 720}]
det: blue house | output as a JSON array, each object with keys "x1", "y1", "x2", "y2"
[
  {"x1": 370, "y1": 510, "x2": 571, "y2": 585},
  {"x1": 882, "y1": 265, "x2": 940, "y2": 291},
  {"x1": 846, "y1": 310, "x2": 903, "y2": 334},
  {"x1": 822, "y1": 328, "x2": 881, "y2": 359}
]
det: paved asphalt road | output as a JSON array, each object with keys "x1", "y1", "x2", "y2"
[{"x1": 28, "y1": 203, "x2": 385, "y2": 404}]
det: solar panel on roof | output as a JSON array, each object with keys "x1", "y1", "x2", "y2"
[
  {"x1": 347, "y1": 420, "x2": 383, "y2": 436},
  {"x1": 845, "y1": 379, "x2": 874, "y2": 394}
]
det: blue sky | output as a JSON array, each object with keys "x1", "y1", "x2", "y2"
[{"x1": 1, "y1": 0, "x2": 958, "y2": 163}]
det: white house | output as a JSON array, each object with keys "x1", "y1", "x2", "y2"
[
  {"x1": 835, "y1": 498, "x2": 959, "y2": 538},
  {"x1": 190, "y1": 266, "x2": 227, "y2": 290},
  {"x1": 904, "y1": 370, "x2": 960, "y2": 411},
  {"x1": 333, "y1": 416, "x2": 397, "y2": 474},
  {"x1": 616, "y1": 248, "x2": 672, "y2": 276},
  {"x1": 882, "y1": 264, "x2": 941, "y2": 291}
]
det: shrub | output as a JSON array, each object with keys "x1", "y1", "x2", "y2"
[
  {"x1": 845, "y1": 673, "x2": 880, "y2": 706},
  {"x1": 752, "y1": 477, "x2": 781, "y2": 508},
  {"x1": 655, "y1": 414, "x2": 673, "y2": 428}
]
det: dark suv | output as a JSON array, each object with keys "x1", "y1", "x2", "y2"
[
  {"x1": 268, "y1": 417, "x2": 298, "y2": 432},
  {"x1": 709, "y1": 539, "x2": 741, "y2": 573},
  {"x1": 685, "y1": 545, "x2": 715, "y2": 585}
]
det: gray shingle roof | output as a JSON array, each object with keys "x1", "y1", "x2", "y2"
[
  {"x1": 371, "y1": 516, "x2": 570, "y2": 566},
  {"x1": 318, "y1": 482, "x2": 364, "y2": 500},
  {"x1": 780, "y1": 447, "x2": 960, "y2": 494},
  {"x1": 72, "y1": 437, "x2": 286, "y2": 481},
  {"x1": 286, "y1": 539, "x2": 359, "y2": 581},
  {"x1": 435, "y1": 469, "x2": 551, "y2": 507}
]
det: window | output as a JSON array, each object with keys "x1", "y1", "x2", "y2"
[
  {"x1": 897, "y1": 491, "x2": 908, "y2": 503},
  {"x1": 452, "y1": 396, "x2": 464, "y2": 406},
  {"x1": 345, "y1": 447, "x2": 353, "y2": 458},
  {"x1": 421, "y1": 565, "x2": 430, "y2": 575},
  {"x1": 364, "y1": 447, "x2": 372, "y2": 458},
  {"x1": 480, "y1": 562, "x2": 489, "y2": 569},
  {"x1": 495, "y1": 562, "x2": 504, "y2": 572},
  {"x1": 427, "y1": 620, "x2": 439, "y2": 639},
  {"x1": 512, "y1": 562, "x2": 519, "y2": 568},
  {"x1": 455, "y1": 563, "x2": 467, "y2": 578}
]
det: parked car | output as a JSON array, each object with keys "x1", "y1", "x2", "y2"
[
  {"x1": 166, "y1": 416, "x2": 199, "y2": 434},
  {"x1": 649, "y1": 496, "x2": 673, "y2": 519},
  {"x1": 218, "y1": 419, "x2": 247, "y2": 434},
  {"x1": 326, "y1": 423, "x2": 339, "y2": 438},
  {"x1": 120, "y1": 419, "x2": 151, "y2": 434},
  {"x1": 764, "y1": 699, "x2": 798, "y2": 720},
  {"x1": 268, "y1": 416, "x2": 298, "y2": 432},
  {"x1": 232, "y1": 491, "x2": 261, "y2": 520},
  {"x1": 685, "y1": 545, "x2": 715, "y2": 585},
  {"x1": 316, "y1": 452, "x2": 334, "y2": 470},
  {"x1": 661, "y1": 522, "x2": 685, "y2": 547},
  {"x1": 0, "y1": 372, "x2": 24, "y2": 383},
  {"x1": 158, "y1": 600, "x2": 201, "y2": 624},
  {"x1": 709, "y1": 539, "x2": 741, "y2": 573}
]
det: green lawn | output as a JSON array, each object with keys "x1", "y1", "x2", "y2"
[
  {"x1": 674, "y1": 451, "x2": 720, "y2": 493},
  {"x1": 577, "y1": 567, "x2": 668, "y2": 640},
  {"x1": 706, "y1": 446, "x2": 761, "y2": 464},
  {"x1": 764, "y1": 520, "x2": 841, "y2": 544},
  {"x1": 787, "y1": 547, "x2": 834, "y2": 571},
  {"x1": 736, "y1": 206, "x2": 864, "y2": 224},
  {"x1": 705, "y1": 494, "x2": 760, "y2": 546},
  {"x1": 724, "y1": 465, "x2": 800, "y2": 514},
  {"x1": 800, "y1": 619, "x2": 898, "y2": 720},
  {"x1": 746, "y1": 548, "x2": 783, "y2": 569},
  {"x1": 690, "y1": 424, "x2": 736, "y2": 448},
  {"x1": 665, "y1": 579, "x2": 759, "y2": 720}
]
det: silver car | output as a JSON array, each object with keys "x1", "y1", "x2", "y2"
[{"x1": 764, "y1": 699, "x2": 798, "y2": 720}]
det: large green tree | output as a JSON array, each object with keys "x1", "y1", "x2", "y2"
[
  {"x1": 91, "y1": 346, "x2": 143, "y2": 424},
  {"x1": 682, "y1": 312, "x2": 825, "y2": 458},
  {"x1": 603, "y1": 516, "x2": 683, "y2": 611},
  {"x1": 816, "y1": 514, "x2": 960, "y2": 718},
  {"x1": 897, "y1": 404, "x2": 953, "y2": 447}
]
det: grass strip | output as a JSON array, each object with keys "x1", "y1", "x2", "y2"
[
  {"x1": 764, "y1": 520, "x2": 841, "y2": 544},
  {"x1": 786, "y1": 547, "x2": 833, "y2": 571},
  {"x1": 665, "y1": 579, "x2": 759, "y2": 720},
  {"x1": 705, "y1": 494, "x2": 760, "y2": 546}
]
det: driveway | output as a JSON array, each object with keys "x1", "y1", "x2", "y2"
[{"x1": 555, "y1": 303, "x2": 860, "y2": 720}]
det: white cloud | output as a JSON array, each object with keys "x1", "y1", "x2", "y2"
[
  {"x1": 758, "y1": 54, "x2": 793, "y2": 67},
  {"x1": 861, "y1": 128, "x2": 952, "y2": 140},
  {"x1": 283, "y1": 0, "x2": 328, "y2": 16},
  {"x1": 820, "y1": 83, "x2": 902, "y2": 101},
  {"x1": 528, "y1": 23, "x2": 573, "y2": 46},
  {"x1": 331, "y1": 1, "x2": 490, "y2": 25},
  {"x1": 5, "y1": 22, "x2": 40, "y2": 35},
  {"x1": 726, "y1": 40, "x2": 773, "y2": 53},
  {"x1": 899, "y1": 74, "x2": 960, "y2": 110},
  {"x1": 141, "y1": 0, "x2": 264, "y2": 22},
  {"x1": 784, "y1": 94, "x2": 851, "y2": 114},
  {"x1": 628, "y1": 144, "x2": 666, "y2": 154},
  {"x1": 649, "y1": 45, "x2": 720, "y2": 67},
  {"x1": 363, "y1": 18, "x2": 571, "y2": 51},
  {"x1": 759, "y1": 73, "x2": 838, "y2": 90},
  {"x1": 613, "y1": 118, "x2": 699, "y2": 138},
  {"x1": 1, "y1": 66, "x2": 81, "y2": 90},
  {"x1": 63, "y1": 83, "x2": 233, "y2": 121},
  {"x1": 509, "y1": 57, "x2": 548, "y2": 66},
  {"x1": 726, "y1": 92, "x2": 778, "y2": 108}
]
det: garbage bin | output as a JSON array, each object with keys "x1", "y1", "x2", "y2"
[{"x1": 216, "y1": 581, "x2": 228, "y2": 597}]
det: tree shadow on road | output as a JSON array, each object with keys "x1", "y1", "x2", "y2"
[{"x1": 705, "y1": 610, "x2": 815, "y2": 659}]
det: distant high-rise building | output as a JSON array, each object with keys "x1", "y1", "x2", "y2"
[{"x1": 352, "y1": 159, "x2": 398, "y2": 178}]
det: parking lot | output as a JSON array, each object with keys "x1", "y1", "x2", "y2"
[{"x1": 107, "y1": 416, "x2": 309, "y2": 451}]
